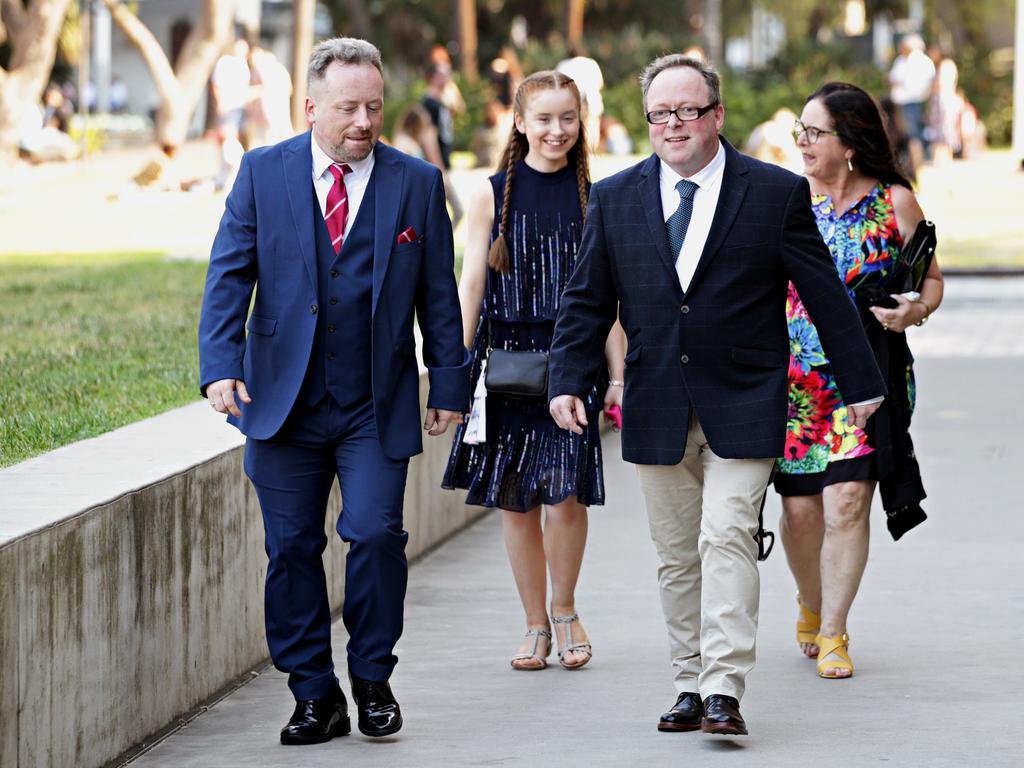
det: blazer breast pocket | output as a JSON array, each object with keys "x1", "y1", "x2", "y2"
[{"x1": 394, "y1": 238, "x2": 425, "y2": 255}]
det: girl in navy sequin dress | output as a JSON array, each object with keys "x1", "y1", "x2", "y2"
[{"x1": 443, "y1": 72, "x2": 625, "y2": 671}]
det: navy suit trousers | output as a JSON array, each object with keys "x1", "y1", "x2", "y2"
[{"x1": 244, "y1": 396, "x2": 410, "y2": 701}]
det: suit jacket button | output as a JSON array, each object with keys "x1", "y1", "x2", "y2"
[
  {"x1": 327, "y1": 353, "x2": 335, "y2": 361},
  {"x1": 328, "y1": 324, "x2": 336, "y2": 333},
  {"x1": 680, "y1": 354, "x2": 689, "y2": 364},
  {"x1": 331, "y1": 269, "x2": 339, "y2": 278},
  {"x1": 310, "y1": 304, "x2": 318, "y2": 314},
  {"x1": 330, "y1": 297, "x2": 338, "y2": 305},
  {"x1": 680, "y1": 305, "x2": 690, "y2": 314}
]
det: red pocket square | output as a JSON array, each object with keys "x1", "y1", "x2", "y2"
[{"x1": 397, "y1": 226, "x2": 419, "y2": 244}]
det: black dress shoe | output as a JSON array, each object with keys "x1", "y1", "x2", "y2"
[
  {"x1": 701, "y1": 694, "x2": 748, "y2": 736},
  {"x1": 280, "y1": 686, "x2": 351, "y2": 745},
  {"x1": 350, "y1": 674, "x2": 403, "y2": 737},
  {"x1": 658, "y1": 692, "x2": 703, "y2": 732}
]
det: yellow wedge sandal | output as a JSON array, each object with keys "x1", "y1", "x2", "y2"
[
  {"x1": 796, "y1": 595, "x2": 820, "y2": 652},
  {"x1": 815, "y1": 632, "x2": 854, "y2": 679}
]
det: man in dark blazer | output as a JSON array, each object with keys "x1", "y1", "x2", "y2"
[
  {"x1": 198, "y1": 38, "x2": 470, "y2": 746},
  {"x1": 549, "y1": 55, "x2": 885, "y2": 736}
]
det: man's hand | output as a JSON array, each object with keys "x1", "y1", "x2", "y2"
[
  {"x1": 424, "y1": 408, "x2": 463, "y2": 436},
  {"x1": 207, "y1": 378, "x2": 251, "y2": 418},
  {"x1": 846, "y1": 399, "x2": 882, "y2": 429},
  {"x1": 550, "y1": 395, "x2": 588, "y2": 435}
]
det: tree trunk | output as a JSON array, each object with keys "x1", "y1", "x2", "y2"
[
  {"x1": 565, "y1": 0, "x2": 585, "y2": 52},
  {"x1": 702, "y1": 0, "x2": 722, "y2": 66},
  {"x1": 102, "y1": 0, "x2": 234, "y2": 154},
  {"x1": 456, "y1": 0, "x2": 477, "y2": 82},
  {"x1": 344, "y1": 0, "x2": 372, "y2": 40},
  {"x1": 291, "y1": 0, "x2": 316, "y2": 132},
  {"x1": 0, "y1": 0, "x2": 75, "y2": 160}
]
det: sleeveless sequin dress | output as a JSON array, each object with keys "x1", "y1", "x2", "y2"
[{"x1": 442, "y1": 160, "x2": 605, "y2": 512}]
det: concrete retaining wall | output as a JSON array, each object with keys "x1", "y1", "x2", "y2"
[{"x1": 0, "y1": 373, "x2": 483, "y2": 768}]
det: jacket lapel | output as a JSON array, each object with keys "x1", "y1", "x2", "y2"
[
  {"x1": 371, "y1": 142, "x2": 403, "y2": 318},
  {"x1": 637, "y1": 154, "x2": 683, "y2": 295},
  {"x1": 282, "y1": 131, "x2": 318, "y2": 293},
  {"x1": 685, "y1": 138, "x2": 749, "y2": 296}
]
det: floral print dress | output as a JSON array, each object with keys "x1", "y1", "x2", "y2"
[{"x1": 775, "y1": 183, "x2": 915, "y2": 494}]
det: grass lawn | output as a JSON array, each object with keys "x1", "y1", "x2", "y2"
[{"x1": 0, "y1": 253, "x2": 208, "y2": 468}]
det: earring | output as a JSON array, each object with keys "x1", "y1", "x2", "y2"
[{"x1": 847, "y1": 157, "x2": 854, "y2": 172}]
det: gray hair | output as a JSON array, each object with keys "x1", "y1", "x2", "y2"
[
  {"x1": 639, "y1": 54, "x2": 722, "y2": 108},
  {"x1": 307, "y1": 37, "x2": 383, "y2": 91}
]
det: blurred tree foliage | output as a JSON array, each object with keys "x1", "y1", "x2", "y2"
[{"x1": 324, "y1": 0, "x2": 1014, "y2": 156}]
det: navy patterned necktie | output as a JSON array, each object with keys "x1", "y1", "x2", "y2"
[{"x1": 666, "y1": 179, "x2": 699, "y2": 258}]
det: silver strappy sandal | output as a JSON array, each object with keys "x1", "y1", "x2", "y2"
[
  {"x1": 551, "y1": 612, "x2": 593, "y2": 670},
  {"x1": 510, "y1": 628, "x2": 552, "y2": 670}
]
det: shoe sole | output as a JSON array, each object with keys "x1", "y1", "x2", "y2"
[
  {"x1": 657, "y1": 721, "x2": 702, "y2": 732},
  {"x1": 701, "y1": 719, "x2": 748, "y2": 736},
  {"x1": 358, "y1": 718, "x2": 403, "y2": 738},
  {"x1": 280, "y1": 715, "x2": 352, "y2": 745}
]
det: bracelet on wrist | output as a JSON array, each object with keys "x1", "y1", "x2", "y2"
[
  {"x1": 914, "y1": 299, "x2": 932, "y2": 327},
  {"x1": 609, "y1": 380, "x2": 624, "y2": 387}
]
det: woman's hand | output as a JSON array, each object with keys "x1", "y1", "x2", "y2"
[
  {"x1": 603, "y1": 381, "x2": 623, "y2": 411},
  {"x1": 869, "y1": 294, "x2": 930, "y2": 334}
]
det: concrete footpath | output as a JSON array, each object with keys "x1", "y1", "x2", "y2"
[{"x1": 129, "y1": 279, "x2": 1023, "y2": 768}]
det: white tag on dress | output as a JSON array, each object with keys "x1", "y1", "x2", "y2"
[{"x1": 462, "y1": 358, "x2": 488, "y2": 445}]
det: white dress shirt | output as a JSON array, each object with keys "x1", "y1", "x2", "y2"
[
  {"x1": 660, "y1": 140, "x2": 726, "y2": 293},
  {"x1": 311, "y1": 136, "x2": 375, "y2": 240}
]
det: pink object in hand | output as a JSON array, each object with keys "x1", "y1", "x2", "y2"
[{"x1": 604, "y1": 404, "x2": 622, "y2": 431}]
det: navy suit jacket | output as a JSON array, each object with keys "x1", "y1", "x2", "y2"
[
  {"x1": 549, "y1": 139, "x2": 886, "y2": 464},
  {"x1": 198, "y1": 133, "x2": 471, "y2": 459}
]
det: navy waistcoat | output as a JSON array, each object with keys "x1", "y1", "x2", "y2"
[{"x1": 302, "y1": 171, "x2": 376, "y2": 407}]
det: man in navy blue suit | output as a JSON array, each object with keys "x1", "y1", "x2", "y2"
[
  {"x1": 198, "y1": 38, "x2": 470, "y2": 746},
  {"x1": 548, "y1": 55, "x2": 886, "y2": 736}
]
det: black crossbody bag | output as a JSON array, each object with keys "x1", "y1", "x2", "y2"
[{"x1": 482, "y1": 319, "x2": 549, "y2": 399}]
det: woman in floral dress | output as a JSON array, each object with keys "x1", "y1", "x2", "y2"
[{"x1": 776, "y1": 83, "x2": 944, "y2": 679}]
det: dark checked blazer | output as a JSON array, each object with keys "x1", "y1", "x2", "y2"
[{"x1": 549, "y1": 138, "x2": 886, "y2": 464}]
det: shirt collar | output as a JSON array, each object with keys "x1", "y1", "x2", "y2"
[
  {"x1": 659, "y1": 139, "x2": 726, "y2": 193},
  {"x1": 311, "y1": 133, "x2": 375, "y2": 182}
]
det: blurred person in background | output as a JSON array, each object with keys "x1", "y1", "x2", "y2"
[
  {"x1": 888, "y1": 35, "x2": 934, "y2": 171},
  {"x1": 926, "y1": 45, "x2": 961, "y2": 165},
  {"x1": 390, "y1": 102, "x2": 446, "y2": 170},
  {"x1": 744, "y1": 107, "x2": 803, "y2": 173},
  {"x1": 421, "y1": 62, "x2": 464, "y2": 226},
  {"x1": 779, "y1": 82, "x2": 944, "y2": 680},
  {"x1": 557, "y1": 46, "x2": 605, "y2": 153},
  {"x1": 248, "y1": 45, "x2": 294, "y2": 147},
  {"x1": 212, "y1": 37, "x2": 253, "y2": 190}
]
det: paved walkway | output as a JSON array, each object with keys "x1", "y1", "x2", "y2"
[{"x1": 127, "y1": 278, "x2": 1024, "y2": 767}]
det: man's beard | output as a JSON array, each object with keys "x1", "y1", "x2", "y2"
[{"x1": 332, "y1": 138, "x2": 375, "y2": 163}]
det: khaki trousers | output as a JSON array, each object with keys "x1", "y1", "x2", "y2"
[{"x1": 636, "y1": 414, "x2": 774, "y2": 701}]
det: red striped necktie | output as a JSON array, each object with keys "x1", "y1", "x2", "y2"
[{"x1": 325, "y1": 163, "x2": 352, "y2": 254}]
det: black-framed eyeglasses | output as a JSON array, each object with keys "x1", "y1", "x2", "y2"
[
  {"x1": 792, "y1": 119, "x2": 841, "y2": 144},
  {"x1": 645, "y1": 103, "x2": 719, "y2": 125}
]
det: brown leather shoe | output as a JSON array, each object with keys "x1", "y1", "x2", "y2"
[
  {"x1": 701, "y1": 694, "x2": 748, "y2": 736},
  {"x1": 658, "y1": 692, "x2": 703, "y2": 732}
]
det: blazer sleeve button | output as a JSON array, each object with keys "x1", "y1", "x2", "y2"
[
  {"x1": 680, "y1": 354, "x2": 689, "y2": 364},
  {"x1": 310, "y1": 305, "x2": 318, "y2": 314}
]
